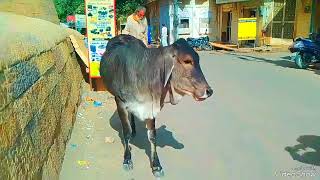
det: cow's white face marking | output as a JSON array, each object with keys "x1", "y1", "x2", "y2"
[
  {"x1": 125, "y1": 101, "x2": 160, "y2": 121},
  {"x1": 164, "y1": 65, "x2": 174, "y2": 87},
  {"x1": 147, "y1": 130, "x2": 152, "y2": 141}
]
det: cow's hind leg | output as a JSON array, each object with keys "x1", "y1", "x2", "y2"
[
  {"x1": 146, "y1": 118, "x2": 164, "y2": 177},
  {"x1": 115, "y1": 97, "x2": 133, "y2": 171},
  {"x1": 130, "y1": 114, "x2": 136, "y2": 138}
]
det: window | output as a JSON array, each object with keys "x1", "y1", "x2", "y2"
[{"x1": 179, "y1": 19, "x2": 189, "y2": 28}]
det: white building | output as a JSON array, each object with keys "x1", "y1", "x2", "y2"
[{"x1": 146, "y1": 0, "x2": 217, "y2": 44}]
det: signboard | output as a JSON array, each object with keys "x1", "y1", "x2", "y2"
[
  {"x1": 67, "y1": 15, "x2": 76, "y2": 23},
  {"x1": 238, "y1": 18, "x2": 257, "y2": 41},
  {"x1": 75, "y1": 14, "x2": 86, "y2": 29},
  {"x1": 216, "y1": 0, "x2": 249, "y2": 4},
  {"x1": 67, "y1": 15, "x2": 76, "y2": 28},
  {"x1": 85, "y1": 0, "x2": 116, "y2": 78}
]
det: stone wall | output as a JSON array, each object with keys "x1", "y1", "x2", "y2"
[
  {"x1": 0, "y1": 0, "x2": 59, "y2": 24},
  {"x1": 0, "y1": 13, "x2": 83, "y2": 179}
]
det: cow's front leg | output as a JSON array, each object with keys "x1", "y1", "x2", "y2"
[
  {"x1": 115, "y1": 97, "x2": 133, "y2": 171},
  {"x1": 130, "y1": 113, "x2": 136, "y2": 138},
  {"x1": 146, "y1": 118, "x2": 164, "y2": 177}
]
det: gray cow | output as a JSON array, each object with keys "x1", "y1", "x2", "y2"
[{"x1": 100, "y1": 34, "x2": 213, "y2": 177}]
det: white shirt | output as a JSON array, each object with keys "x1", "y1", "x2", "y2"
[
  {"x1": 123, "y1": 14, "x2": 148, "y2": 45},
  {"x1": 161, "y1": 26, "x2": 168, "y2": 37}
]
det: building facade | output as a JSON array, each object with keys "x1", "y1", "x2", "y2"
[
  {"x1": 146, "y1": 0, "x2": 218, "y2": 44},
  {"x1": 215, "y1": 0, "x2": 261, "y2": 44},
  {"x1": 146, "y1": 0, "x2": 318, "y2": 46},
  {"x1": 209, "y1": 0, "x2": 318, "y2": 46}
]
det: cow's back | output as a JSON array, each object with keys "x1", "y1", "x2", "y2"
[{"x1": 104, "y1": 35, "x2": 146, "y2": 54}]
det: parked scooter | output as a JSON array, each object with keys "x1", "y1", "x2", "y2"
[{"x1": 289, "y1": 33, "x2": 320, "y2": 69}]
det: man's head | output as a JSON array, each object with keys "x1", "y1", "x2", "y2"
[
  {"x1": 135, "y1": 6, "x2": 146, "y2": 20},
  {"x1": 162, "y1": 24, "x2": 165, "y2": 27}
]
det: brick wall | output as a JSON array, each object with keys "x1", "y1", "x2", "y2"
[{"x1": 0, "y1": 13, "x2": 83, "y2": 179}]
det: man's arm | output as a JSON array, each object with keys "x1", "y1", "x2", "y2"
[
  {"x1": 122, "y1": 17, "x2": 131, "y2": 34},
  {"x1": 142, "y1": 18, "x2": 148, "y2": 45}
]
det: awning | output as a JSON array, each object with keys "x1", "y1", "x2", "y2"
[{"x1": 216, "y1": 0, "x2": 250, "y2": 4}]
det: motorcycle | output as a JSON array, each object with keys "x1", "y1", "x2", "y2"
[
  {"x1": 289, "y1": 33, "x2": 320, "y2": 69},
  {"x1": 186, "y1": 36, "x2": 213, "y2": 51}
]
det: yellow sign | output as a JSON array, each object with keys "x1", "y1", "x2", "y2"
[
  {"x1": 238, "y1": 18, "x2": 257, "y2": 41},
  {"x1": 85, "y1": 0, "x2": 116, "y2": 78}
]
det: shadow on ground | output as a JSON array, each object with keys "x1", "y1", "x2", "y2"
[
  {"x1": 285, "y1": 135, "x2": 320, "y2": 166},
  {"x1": 231, "y1": 53, "x2": 320, "y2": 75},
  {"x1": 109, "y1": 111, "x2": 184, "y2": 161},
  {"x1": 234, "y1": 54, "x2": 297, "y2": 68}
]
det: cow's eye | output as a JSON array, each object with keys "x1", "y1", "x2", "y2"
[{"x1": 184, "y1": 60, "x2": 193, "y2": 65}]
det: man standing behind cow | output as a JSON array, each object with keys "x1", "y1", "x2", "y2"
[{"x1": 122, "y1": 6, "x2": 148, "y2": 46}]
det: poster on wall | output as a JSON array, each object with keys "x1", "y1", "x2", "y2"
[
  {"x1": 85, "y1": 0, "x2": 116, "y2": 78},
  {"x1": 238, "y1": 18, "x2": 257, "y2": 41}
]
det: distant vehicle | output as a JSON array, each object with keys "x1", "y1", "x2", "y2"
[{"x1": 289, "y1": 33, "x2": 320, "y2": 69}]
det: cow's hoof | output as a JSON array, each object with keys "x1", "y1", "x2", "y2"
[
  {"x1": 152, "y1": 167, "x2": 164, "y2": 177},
  {"x1": 123, "y1": 159, "x2": 133, "y2": 171}
]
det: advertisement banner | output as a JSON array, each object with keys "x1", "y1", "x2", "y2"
[
  {"x1": 238, "y1": 18, "x2": 257, "y2": 41},
  {"x1": 85, "y1": 0, "x2": 116, "y2": 78}
]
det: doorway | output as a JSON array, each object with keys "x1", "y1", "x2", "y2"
[
  {"x1": 272, "y1": 0, "x2": 296, "y2": 39},
  {"x1": 221, "y1": 11, "x2": 232, "y2": 42}
]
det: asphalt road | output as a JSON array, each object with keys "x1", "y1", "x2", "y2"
[{"x1": 60, "y1": 51, "x2": 320, "y2": 180}]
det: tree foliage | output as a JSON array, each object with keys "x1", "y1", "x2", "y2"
[
  {"x1": 75, "y1": 3, "x2": 85, "y2": 14},
  {"x1": 53, "y1": 0, "x2": 84, "y2": 22},
  {"x1": 116, "y1": 0, "x2": 145, "y2": 22},
  {"x1": 54, "y1": 0, "x2": 145, "y2": 22}
]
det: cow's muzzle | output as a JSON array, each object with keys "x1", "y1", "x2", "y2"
[
  {"x1": 206, "y1": 88, "x2": 213, "y2": 97},
  {"x1": 194, "y1": 87, "x2": 213, "y2": 101}
]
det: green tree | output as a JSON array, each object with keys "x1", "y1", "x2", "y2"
[
  {"x1": 53, "y1": 0, "x2": 84, "y2": 22},
  {"x1": 75, "y1": 3, "x2": 85, "y2": 14},
  {"x1": 116, "y1": 0, "x2": 145, "y2": 22}
]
